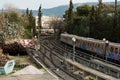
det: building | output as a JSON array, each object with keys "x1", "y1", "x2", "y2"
[{"x1": 35, "y1": 15, "x2": 64, "y2": 34}]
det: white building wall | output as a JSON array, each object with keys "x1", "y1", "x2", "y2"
[{"x1": 35, "y1": 16, "x2": 63, "y2": 29}]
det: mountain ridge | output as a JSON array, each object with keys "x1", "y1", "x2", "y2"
[
  {"x1": 40, "y1": 1, "x2": 120, "y2": 17},
  {"x1": 1, "y1": 1, "x2": 120, "y2": 17}
]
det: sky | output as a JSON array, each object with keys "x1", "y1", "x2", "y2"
[{"x1": 0, "y1": 0, "x2": 119, "y2": 10}]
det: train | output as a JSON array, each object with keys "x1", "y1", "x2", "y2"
[{"x1": 60, "y1": 33, "x2": 120, "y2": 62}]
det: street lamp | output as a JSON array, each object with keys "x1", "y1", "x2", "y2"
[
  {"x1": 72, "y1": 37, "x2": 76, "y2": 62},
  {"x1": 103, "y1": 38, "x2": 109, "y2": 63},
  {"x1": 72, "y1": 37, "x2": 76, "y2": 72}
]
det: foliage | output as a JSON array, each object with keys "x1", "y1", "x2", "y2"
[
  {"x1": 50, "y1": 17, "x2": 65, "y2": 35},
  {"x1": 8, "y1": 12, "x2": 19, "y2": 23},
  {"x1": 26, "y1": 8, "x2": 29, "y2": 16},
  {"x1": 0, "y1": 7, "x2": 35, "y2": 40},
  {"x1": 76, "y1": 5, "x2": 91, "y2": 16},
  {"x1": 65, "y1": 0, "x2": 74, "y2": 34},
  {"x1": 38, "y1": 5, "x2": 42, "y2": 36},
  {"x1": 64, "y1": 2, "x2": 120, "y2": 43},
  {"x1": 25, "y1": 9, "x2": 35, "y2": 38}
]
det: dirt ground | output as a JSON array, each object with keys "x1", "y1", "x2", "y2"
[
  {"x1": 0, "y1": 55, "x2": 57, "y2": 80},
  {"x1": 0, "y1": 73, "x2": 57, "y2": 80}
]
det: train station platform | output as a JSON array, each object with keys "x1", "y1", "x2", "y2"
[
  {"x1": 91, "y1": 59, "x2": 120, "y2": 71},
  {"x1": 65, "y1": 59, "x2": 119, "y2": 80}
]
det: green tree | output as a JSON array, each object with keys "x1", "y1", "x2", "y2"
[
  {"x1": 89, "y1": 5, "x2": 96, "y2": 37},
  {"x1": 73, "y1": 5, "x2": 91, "y2": 36},
  {"x1": 38, "y1": 5, "x2": 42, "y2": 39},
  {"x1": 26, "y1": 8, "x2": 29, "y2": 16},
  {"x1": 8, "y1": 12, "x2": 19, "y2": 23},
  {"x1": 76, "y1": 5, "x2": 91, "y2": 17},
  {"x1": 24, "y1": 10, "x2": 35, "y2": 38},
  {"x1": 29, "y1": 10, "x2": 35, "y2": 37},
  {"x1": 65, "y1": 0, "x2": 74, "y2": 34}
]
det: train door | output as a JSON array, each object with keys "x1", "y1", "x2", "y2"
[
  {"x1": 76, "y1": 38, "x2": 80, "y2": 48},
  {"x1": 95, "y1": 43, "x2": 102, "y2": 54},
  {"x1": 109, "y1": 45, "x2": 119, "y2": 60},
  {"x1": 114, "y1": 46, "x2": 119, "y2": 60},
  {"x1": 119, "y1": 48, "x2": 120, "y2": 60},
  {"x1": 109, "y1": 45, "x2": 114, "y2": 59},
  {"x1": 81, "y1": 41, "x2": 87, "y2": 50}
]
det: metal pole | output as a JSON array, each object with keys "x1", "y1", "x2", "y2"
[
  {"x1": 72, "y1": 37, "x2": 76, "y2": 61},
  {"x1": 72, "y1": 37, "x2": 76, "y2": 72},
  {"x1": 73, "y1": 41, "x2": 75, "y2": 61},
  {"x1": 105, "y1": 43, "x2": 107, "y2": 63},
  {"x1": 105, "y1": 40, "x2": 109, "y2": 63}
]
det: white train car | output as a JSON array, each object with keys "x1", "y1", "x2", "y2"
[{"x1": 61, "y1": 33, "x2": 120, "y2": 61}]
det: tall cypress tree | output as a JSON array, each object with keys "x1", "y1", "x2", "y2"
[
  {"x1": 114, "y1": 0, "x2": 118, "y2": 42},
  {"x1": 67, "y1": 0, "x2": 74, "y2": 34},
  {"x1": 29, "y1": 10, "x2": 33, "y2": 30},
  {"x1": 38, "y1": 5, "x2": 42, "y2": 39},
  {"x1": 89, "y1": 5, "x2": 96, "y2": 37},
  {"x1": 26, "y1": 8, "x2": 29, "y2": 16},
  {"x1": 26, "y1": 10, "x2": 35, "y2": 38}
]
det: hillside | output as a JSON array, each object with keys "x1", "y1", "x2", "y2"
[
  {"x1": 35, "y1": 1, "x2": 120, "y2": 17},
  {"x1": 1, "y1": 1, "x2": 120, "y2": 17}
]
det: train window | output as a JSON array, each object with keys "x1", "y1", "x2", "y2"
[
  {"x1": 89, "y1": 43, "x2": 91, "y2": 47},
  {"x1": 88, "y1": 42, "x2": 90, "y2": 47},
  {"x1": 86, "y1": 42, "x2": 87, "y2": 47},
  {"x1": 98, "y1": 44, "x2": 100, "y2": 48},
  {"x1": 92, "y1": 43, "x2": 94, "y2": 47},
  {"x1": 95, "y1": 44, "x2": 98, "y2": 48},
  {"x1": 87, "y1": 42, "x2": 89, "y2": 47},
  {"x1": 96, "y1": 44, "x2": 98, "y2": 48},
  {"x1": 79, "y1": 40, "x2": 82, "y2": 46},
  {"x1": 99, "y1": 45, "x2": 101, "y2": 49},
  {"x1": 90, "y1": 43, "x2": 93, "y2": 47},
  {"x1": 94, "y1": 44, "x2": 96, "y2": 48},
  {"x1": 93, "y1": 43, "x2": 94, "y2": 47},
  {"x1": 86, "y1": 42, "x2": 88, "y2": 47},
  {"x1": 78, "y1": 40, "x2": 80, "y2": 44},
  {"x1": 119, "y1": 48, "x2": 120, "y2": 54},
  {"x1": 94, "y1": 44, "x2": 96, "y2": 47},
  {"x1": 101, "y1": 44, "x2": 104, "y2": 49},
  {"x1": 81, "y1": 41, "x2": 83, "y2": 46},
  {"x1": 95, "y1": 43, "x2": 97, "y2": 48},
  {"x1": 97, "y1": 44, "x2": 99, "y2": 48},
  {"x1": 87, "y1": 42, "x2": 89, "y2": 46},
  {"x1": 110, "y1": 46, "x2": 114, "y2": 52},
  {"x1": 115, "y1": 47, "x2": 118, "y2": 54}
]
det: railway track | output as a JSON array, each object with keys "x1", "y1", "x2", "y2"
[
  {"x1": 29, "y1": 45, "x2": 78, "y2": 80},
  {"x1": 29, "y1": 48, "x2": 66, "y2": 80},
  {"x1": 49, "y1": 39, "x2": 120, "y2": 67},
  {"x1": 41, "y1": 35, "x2": 120, "y2": 78},
  {"x1": 40, "y1": 44, "x2": 79, "y2": 80},
  {"x1": 38, "y1": 35, "x2": 120, "y2": 78},
  {"x1": 40, "y1": 35, "x2": 120, "y2": 68}
]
